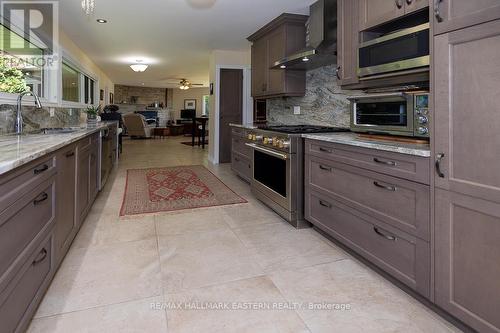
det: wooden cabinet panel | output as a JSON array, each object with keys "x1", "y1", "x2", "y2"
[
  {"x1": 305, "y1": 139, "x2": 431, "y2": 185},
  {"x1": 433, "y1": 0, "x2": 500, "y2": 35},
  {"x1": 359, "y1": 0, "x2": 404, "y2": 30},
  {"x1": 306, "y1": 190, "x2": 430, "y2": 297},
  {"x1": 405, "y1": 0, "x2": 429, "y2": 14},
  {"x1": 251, "y1": 39, "x2": 267, "y2": 97},
  {"x1": 337, "y1": 0, "x2": 360, "y2": 86},
  {"x1": 89, "y1": 143, "x2": 99, "y2": 202},
  {"x1": 231, "y1": 152, "x2": 252, "y2": 183},
  {"x1": 306, "y1": 156, "x2": 430, "y2": 240},
  {"x1": 267, "y1": 27, "x2": 286, "y2": 95},
  {"x1": 54, "y1": 145, "x2": 76, "y2": 264},
  {"x1": 433, "y1": 20, "x2": 500, "y2": 203},
  {"x1": 76, "y1": 146, "x2": 91, "y2": 226},
  {"x1": 435, "y1": 189, "x2": 500, "y2": 333}
]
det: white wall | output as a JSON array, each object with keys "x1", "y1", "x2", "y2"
[{"x1": 172, "y1": 87, "x2": 210, "y2": 119}]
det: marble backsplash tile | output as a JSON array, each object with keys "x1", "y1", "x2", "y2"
[
  {"x1": 267, "y1": 64, "x2": 364, "y2": 128},
  {"x1": 0, "y1": 104, "x2": 82, "y2": 135}
]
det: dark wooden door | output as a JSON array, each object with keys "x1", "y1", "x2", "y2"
[
  {"x1": 55, "y1": 145, "x2": 77, "y2": 263},
  {"x1": 433, "y1": 19, "x2": 500, "y2": 333},
  {"x1": 219, "y1": 69, "x2": 243, "y2": 164},
  {"x1": 433, "y1": 0, "x2": 500, "y2": 35}
]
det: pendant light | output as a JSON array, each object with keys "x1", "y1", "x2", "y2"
[{"x1": 81, "y1": 0, "x2": 95, "y2": 16}]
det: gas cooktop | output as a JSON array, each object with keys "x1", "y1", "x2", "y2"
[{"x1": 261, "y1": 125, "x2": 350, "y2": 134}]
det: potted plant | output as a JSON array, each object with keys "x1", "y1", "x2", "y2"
[{"x1": 85, "y1": 106, "x2": 100, "y2": 126}]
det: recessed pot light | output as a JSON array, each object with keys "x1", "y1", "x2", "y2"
[
  {"x1": 96, "y1": 19, "x2": 108, "y2": 23},
  {"x1": 280, "y1": 65, "x2": 286, "y2": 69}
]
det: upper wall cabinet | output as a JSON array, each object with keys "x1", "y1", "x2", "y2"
[
  {"x1": 337, "y1": 0, "x2": 360, "y2": 86},
  {"x1": 359, "y1": 0, "x2": 429, "y2": 30},
  {"x1": 248, "y1": 14, "x2": 307, "y2": 99},
  {"x1": 433, "y1": 0, "x2": 500, "y2": 35}
]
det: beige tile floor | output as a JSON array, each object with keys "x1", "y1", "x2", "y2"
[{"x1": 28, "y1": 137, "x2": 462, "y2": 333}]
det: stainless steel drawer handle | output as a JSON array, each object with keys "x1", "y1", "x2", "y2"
[
  {"x1": 335, "y1": 66, "x2": 341, "y2": 80},
  {"x1": 32, "y1": 248, "x2": 48, "y2": 266},
  {"x1": 319, "y1": 147, "x2": 332, "y2": 153},
  {"x1": 319, "y1": 200, "x2": 332, "y2": 209},
  {"x1": 434, "y1": 0, "x2": 443, "y2": 22},
  {"x1": 34, "y1": 164, "x2": 49, "y2": 174},
  {"x1": 319, "y1": 165, "x2": 332, "y2": 172},
  {"x1": 65, "y1": 152, "x2": 75, "y2": 158},
  {"x1": 373, "y1": 227, "x2": 397, "y2": 241},
  {"x1": 373, "y1": 158, "x2": 396, "y2": 166},
  {"x1": 33, "y1": 192, "x2": 49, "y2": 205},
  {"x1": 435, "y1": 153, "x2": 445, "y2": 178},
  {"x1": 406, "y1": 0, "x2": 412, "y2": 4},
  {"x1": 373, "y1": 181, "x2": 397, "y2": 192}
]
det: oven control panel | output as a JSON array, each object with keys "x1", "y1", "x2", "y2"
[
  {"x1": 247, "y1": 133, "x2": 291, "y2": 150},
  {"x1": 414, "y1": 94, "x2": 430, "y2": 137}
]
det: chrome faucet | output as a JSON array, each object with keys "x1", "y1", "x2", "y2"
[{"x1": 16, "y1": 91, "x2": 43, "y2": 134}]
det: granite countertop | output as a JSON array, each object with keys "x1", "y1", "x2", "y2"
[
  {"x1": 0, "y1": 122, "x2": 118, "y2": 176},
  {"x1": 302, "y1": 132, "x2": 431, "y2": 157},
  {"x1": 229, "y1": 123, "x2": 259, "y2": 130}
]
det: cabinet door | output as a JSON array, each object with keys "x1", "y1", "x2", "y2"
[
  {"x1": 405, "y1": 0, "x2": 428, "y2": 14},
  {"x1": 433, "y1": 19, "x2": 500, "y2": 203},
  {"x1": 433, "y1": 0, "x2": 500, "y2": 35},
  {"x1": 266, "y1": 27, "x2": 286, "y2": 95},
  {"x1": 89, "y1": 145, "x2": 99, "y2": 202},
  {"x1": 435, "y1": 189, "x2": 500, "y2": 333},
  {"x1": 359, "y1": 0, "x2": 404, "y2": 30},
  {"x1": 251, "y1": 39, "x2": 267, "y2": 97},
  {"x1": 337, "y1": 0, "x2": 360, "y2": 86},
  {"x1": 54, "y1": 146, "x2": 76, "y2": 262},
  {"x1": 76, "y1": 148, "x2": 90, "y2": 225}
]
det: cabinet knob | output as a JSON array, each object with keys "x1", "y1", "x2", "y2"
[
  {"x1": 406, "y1": 0, "x2": 413, "y2": 4},
  {"x1": 434, "y1": 0, "x2": 444, "y2": 22},
  {"x1": 395, "y1": 0, "x2": 403, "y2": 9},
  {"x1": 435, "y1": 153, "x2": 445, "y2": 178}
]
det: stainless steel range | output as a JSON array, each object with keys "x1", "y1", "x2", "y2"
[{"x1": 245, "y1": 125, "x2": 349, "y2": 228}]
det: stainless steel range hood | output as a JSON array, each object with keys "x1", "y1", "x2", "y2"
[{"x1": 272, "y1": 0, "x2": 337, "y2": 70}]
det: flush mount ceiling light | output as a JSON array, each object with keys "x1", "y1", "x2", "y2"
[
  {"x1": 185, "y1": 0, "x2": 217, "y2": 9},
  {"x1": 81, "y1": 0, "x2": 95, "y2": 16},
  {"x1": 280, "y1": 65, "x2": 286, "y2": 69},
  {"x1": 96, "y1": 18, "x2": 107, "y2": 23},
  {"x1": 302, "y1": 57, "x2": 310, "y2": 62},
  {"x1": 130, "y1": 60, "x2": 148, "y2": 72}
]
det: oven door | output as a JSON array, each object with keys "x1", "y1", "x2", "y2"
[
  {"x1": 248, "y1": 144, "x2": 292, "y2": 211},
  {"x1": 349, "y1": 93, "x2": 415, "y2": 136},
  {"x1": 358, "y1": 23, "x2": 430, "y2": 77}
]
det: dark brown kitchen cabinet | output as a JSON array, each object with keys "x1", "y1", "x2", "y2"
[
  {"x1": 359, "y1": 0, "x2": 428, "y2": 30},
  {"x1": 248, "y1": 14, "x2": 307, "y2": 98},
  {"x1": 76, "y1": 133, "x2": 100, "y2": 226},
  {"x1": 433, "y1": 0, "x2": 500, "y2": 35},
  {"x1": 337, "y1": 0, "x2": 360, "y2": 86},
  {"x1": 433, "y1": 18, "x2": 500, "y2": 333},
  {"x1": 231, "y1": 127, "x2": 252, "y2": 183},
  {"x1": 54, "y1": 144, "x2": 77, "y2": 265}
]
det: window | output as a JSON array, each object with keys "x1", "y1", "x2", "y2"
[
  {"x1": 84, "y1": 75, "x2": 95, "y2": 104},
  {"x1": 62, "y1": 62, "x2": 80, "y2": 102},
  {"x1": 202, "y1": 95, "x2": 210, "y2": 116},
  {"x1": 0, "y1": 24, "x2": 45, "y2": 97}
]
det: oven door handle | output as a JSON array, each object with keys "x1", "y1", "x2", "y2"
[{"x1": 245, "y1": 143, "x2": 288, "y2": 160}]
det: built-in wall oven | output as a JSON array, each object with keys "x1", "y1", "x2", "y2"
[
  {"x1": 358, "y1": 23, "x2": 430, "y2": 77},
  {"x1": 349, "y1": 92, "x2": 430, "y2": 138}
]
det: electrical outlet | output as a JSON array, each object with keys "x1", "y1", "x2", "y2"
[
  {"x1": 49, "y1": 107, "x2": 55, "y2": 117},
  {"x1": 293, "y1": 106, "x2": 301, "y2": 115}
]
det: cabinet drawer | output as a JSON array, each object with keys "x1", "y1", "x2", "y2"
[
  {"x1": 0, "y1": 155, "x2": 56, "y2": 211},
  {"x1": 232, "y1": 137, "x2": 251, "y2": 158},
  {"x1": 77, "y1": 135, "x2": 92, "y2": 152},
  {"x1": 231, "y1": 152, "x2": 252, "y2": 182},
  {"x1": 231, "y1": 127, "x2": 249, "y2": 138},
  {"x1": 305, "y1": 139, "x2": 430, "y2": 184},
  {"x1": 0, "y1": 235, "x2": 53, "y2": 333},
  {"x1": 306, "y1": 190, "x2": 430, "y2": 297},
  {"x1": 0, "y1": 178, "x2": 55, "y2": 287},
  {"x1": 306, "y1": 156, "x2": 430, "y2": 240}
]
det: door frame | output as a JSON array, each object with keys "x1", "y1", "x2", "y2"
[{"x1": 212, "y1": 65, "x2": 252, "y2": 164}]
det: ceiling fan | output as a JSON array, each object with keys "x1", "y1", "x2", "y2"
[{"x1": 178, "y1": 79, "x2": 204, "y2": 90}]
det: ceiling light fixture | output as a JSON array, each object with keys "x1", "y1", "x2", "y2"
[
  {"x1": 81, "y1": 0, "x2": 95, "y2": 16},
  {"x1": 130, "y1": 60, "x2": 148, "y2": 72},
  {"x1": 302, "y1": 57, "x2": 309, "y2": 62},
  {"x1": 280, "y1": 65, "x2": 286, "y2": 69},
  {"x1": 96, "y1": 18, "x2": 107, "y2": 23}
]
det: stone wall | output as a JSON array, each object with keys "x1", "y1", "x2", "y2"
[
  {"x1": 267, "y1": 65, "x2": 363, "y2": 128},
  {"x1": 0, "y1": 104, "x2": 82, "y2": 135},
  {"x1": 114, "y1": 85, "x2": 167, "y2": 106}
]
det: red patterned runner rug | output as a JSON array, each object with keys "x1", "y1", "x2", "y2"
[{"x1": 120, "y1": 165, "x2": 247, "y2": 216}]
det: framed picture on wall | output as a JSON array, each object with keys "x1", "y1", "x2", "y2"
[
  {"x1": 100, "y1": 89, "x2": 104, "y2": 101},
  {"x1": 184, "y1": 99, "x2": 196, "y2": 110},
  {"x1": 109, "y1": 92, "x2": 114, "y2": 104},
  {"x1": 210, "y1": 83, "x2": 214, "y2": 95}
]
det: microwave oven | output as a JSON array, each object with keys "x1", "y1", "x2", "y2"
[
  {"x1": 358, "y1": 23, "x2": 430, "y2": 77},
  {"x1": 349, "y1": 92, "x2": 430, "y2": 138}
]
